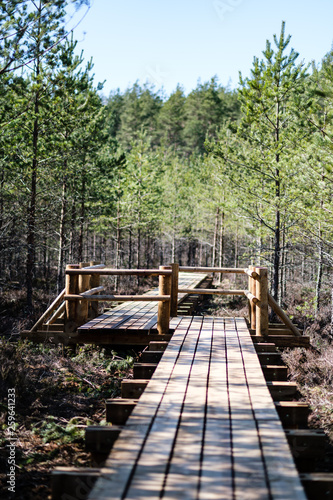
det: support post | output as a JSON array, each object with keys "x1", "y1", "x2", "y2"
[
  {"x1": 256, "y1": 266, "x2": 269, "y2": 336},
  {"x1": 170, "y1": 263, "x2": 179, "y2": 317},
  {"x1": 89, "y1": 261, "x2": 100, "y2": 319},
  {"x1": 157, "y1": 266, "x2": 171, "y2": 335},
  {"x1": 65, "y1": 264, "x2": 79, "y2": 332},
  {"x1": 76, "y1": 262, "x2": 90, "y2": 327},
  {"x1": 249, "y1": 265, "x2": 256, "y2": 330}
]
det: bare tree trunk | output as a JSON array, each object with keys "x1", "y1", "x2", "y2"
[
  {"x1": 212, "y1": 207, "x2": 219, "y2": 266},
  {"x1": 315, "y1": 227, "x2": 323, "y2": 318},
  {"x1": 57, "y1": 174, "x2": 67, "y2": 294}
]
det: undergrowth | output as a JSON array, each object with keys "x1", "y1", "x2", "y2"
[{"x1": 0, "y1": 340, "x2": 136, "y2": 500}]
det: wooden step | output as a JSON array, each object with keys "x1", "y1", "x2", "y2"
[
  {"x1": 262, "y1": 365, "x2": 288, "y2": 381},
  {"x1": 148, "y1": 341, "x2": 169, "y2": 351},
  {"x1": 133, "y1": 363, "x2": 158, "y2": 379},
  {"x1": 140, "y1": 350, "x2": 163, "y2": 363},
  {"x1": 285, "y1": 429, "x2": 326, "y2": 471},
  {"x1": 85, "y1": 425, "x2": 122, "y2": 454},
  {"x1": 254, "y1": 343, "x2": 277, "y2": 352},
  {"x1": 121, "y1": 379, "x2": 149, "y2": 399},
  {"x1": 52, "y1": 467, "x2": 99, "y2": 500},
  {"x1": 105, "y1": 399, "x2": 138, "y2": 425},
  {"x1": 266, "y1": 381, "x2": 298, "y2": 401},
  {"x1": 258, "y1": 352, "x2": 283, "y2": 365},
  {"x1": 252, "y1": 335, "x2": 310, "y2": 348},
  {"x1": 300, "y1": 473, "x2": 333, "y2": 500},
  {"x1": 275, "y1": 402, "x2": 309, "y2": 429}
]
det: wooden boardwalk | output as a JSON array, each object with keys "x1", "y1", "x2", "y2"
[
  {"x1": 88, "y1": 317, "x2": 306, "y2": 500},
  {"x1": 78, "y1": 273, "x2": 209, "y2": 335}
]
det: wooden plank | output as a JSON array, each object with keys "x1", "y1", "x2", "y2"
[
  {"x1": 225, "y1": 317, "x2": 270, "y2": 498},
  {"x1": 266, "y1": 381, "x2": 298, "y2": 401},
  {"x1": 235, "y1": 318, "x2": 307, "y2": 499},
  {"x1": 124, "y1": 317, "x2": 204, "y2": 499},
  {"x1": 198, "y1": 317, "x2": 233, "y2": 499},
  {"x1": 89, "y1": 318, "x2": 197, "y2": 500}
]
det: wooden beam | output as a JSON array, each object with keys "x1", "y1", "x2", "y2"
[
  {"x1": 251, "y1": 335, "x2": 310, "y2": 348},
  {"x1": 254, "y1": 343, "x2": 277, "y2": 352},
  {"x1": 65, "y1": 294, "x2": 170, "y2": 302},
  {"x1": 29, "y1": 288, "x2": 66, "y2": 332},
  {"x1": 105, "y1": 399, "x2": 138, "y2": 425},
  {"x1": 51, "y1": 467, "x2": 99, "y2": 500},
  {"x1": 275, "y1": 402, "x2": 309, "y2": 429},
  {"x1": 177, "y1": 288, "x2": 245, "y2": 295},
  {"x1": 300, "y1": 473, "x2": 333, "y2": 499},
  {"x1": 179, "y1": 266, "x2": 246, "y2": 273},
  {"x1": 133, "y1": 363, "x2": 158, "y2": 379},
  {"x1": 157, "y1": 265, "x2": 171, "y2": 335},
  {"x1": 121, "y1": 380, "x2": 149, "y2": 399},
  {"x1": 148, "y1": 341, "x2": 169, "y2": 351},
  {"x1": 170, "y1": 263, "x2": 179, "y2": 317},
  {"x1": 285, "y1": 429, "x2": 326, "y2": 460},
  {"x1": 258, "y1": 352, "x2": 283, "y2": 365},
  {"x1": 66, "y1": 268, "x2": 173, "y2": 276},
  {"x1": 268, "y1": 293, "x2": 302, "y2": 337},
  {"x1": 141, "y1": 351, "x2": 163, "y2": 363},
  {"x1": 256, "y1": 267, "x2": 269, "y2": 336},
  {"x1": 261, "y1": 365, "x2": 288, "y2": 381},
  {"x1": 266, "y1": 381, "x2": 298, "y2": 401},
  {"x1": 85, "y1": 426, "x2": 122, "y2": 454}
]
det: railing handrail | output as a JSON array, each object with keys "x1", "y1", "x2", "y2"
[{"x1": 65, "y1": 268, "x2": 173, "y2": 276}]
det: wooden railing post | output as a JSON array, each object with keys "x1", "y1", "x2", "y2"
[
  {"x1": 89, "y1": 261, "x2": 100, "y2": 319},
  {"x1": 65, "y1": 264, "x2": 79, "y2": 332},
  {"x1": 157, "y1": 265, "x2": 171, "y2": 335},
  {"x1": 249, "y1": 265, "x2": 256, "y2": 331},
  {"x1": 255, "y1": 266, "x2": 269, "y2": 336},
  {"x1": 76, "y1": 262, "x2": 90, "y2": 327},
  {"x1": 170, "y1": 263, "x2": 179, "y2": 317}
]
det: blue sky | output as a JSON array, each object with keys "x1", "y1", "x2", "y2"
[{"x1": 70, "y1": 0, "x2": 333, "y2": 98}]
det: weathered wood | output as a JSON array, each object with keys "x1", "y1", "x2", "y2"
[
  {"x1": 85, "y1": 426, "x2": 122, "y2": 453},
  {"x1": 261, "y1": 364, "x2": 288, "y2": 381},
  {"x1": 76, "y1": 262, "x2": 90, "y2": 326},
  {"x1": 177, "y1": 288, "x2": 245, "y2": 295},
  {"x1": 89, "y1": 261, "x2": 102, "y2": 318},
  {"x1": 148, "y1": 341, "x2": 168, "y2": 351},
  {"x1": 268, "y1": 292, "x2": 302, "y2": 337},
  {"x1": 267, "y1": 381, "x2": 298, "y2": 400},
  {"x1": 133, "y1": 363, "x2": 158, "y2": 379},
  {"x1": 30, "y1": 288, "x2": 66, "y2": 332},
  {"x1": 254, "y1": 343, "x2": 277, "y2": 352},
  {"x1": 249, "y1": 265, "x2": 257, "y2": 330},
  {"x1": 300, "y1": 473, "x2": 333, "y2": 500},
  {"x1": 65, "y1": 264, "x2": 79, "y2": 331},
  {"x1": 66, "y1": 268, "x2": 173, "y2": 276},
  {"x1": 285, "y1": 429, "x2": 326, "y2": 460},
  {"x1": 121, "y1": 380, "x2": 149, "y2": 399},
  {"x1": 51, "y1": 467, "x2": 99, "y2": 500},
  {"x1": 157, "y1": 265, "x2": 171, "y2": 335},
  {"x1": 275, "y1": 402, "x2": 309, "y2": 428},
  {"x1": 258, "y1": 352, "x2": 283, "y2": 365},
  {"x1": 81, "y1": 286, "x2": 105, "y2": 296},
  {"x1": 244, "y1": 268, "x2": 259, "y2": 279},
  {"x1": 179, "y1": 266, "x2": 246, "y2": 273},
  {"x1": 251, "y1": 335, "x2": 310, "y2": 348},
  {"x1": 65, "y1": 294, "x2": 170, "y2": 302},
  {"x1": 140, "y1": 350, "x2": 163, "y2": 363},
  {"x1": 255, "y1": 266, "x2": 269, "y2": 336},
  {"x1": 105, "y1": 399, "x2": 138, "y2": 425},
  {"x1": 170, "y1": 263, "x2": 179, "y2": 317}
]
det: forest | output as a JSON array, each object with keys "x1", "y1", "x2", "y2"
[{"x1": 1, "y1": 0, "x2": 333, "y2": 331}]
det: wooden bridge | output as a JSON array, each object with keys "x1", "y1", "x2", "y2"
[{"x1": 23, "y1": 264, "x2": 331, "y2": 499}]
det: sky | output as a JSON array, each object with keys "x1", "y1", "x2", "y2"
[{"x1": 69, "y1": 0, "x2": 333, "y2": 99}]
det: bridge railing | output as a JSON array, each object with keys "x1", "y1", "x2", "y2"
[
  {"x1": 64, "y1": 264, "x2": 172, "y2": 334},
  {"x1": 29, "y1": 262, "x2": 301, "y2": 338}
]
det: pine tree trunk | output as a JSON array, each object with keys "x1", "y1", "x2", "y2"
[
  {"x1": 212, "y1": 207, "x2": 219, "y2": 266},
  {"x1": 78, "y1": 168, "x2": 86, "y2": 262},
  {"x1": 57, "y1": 174, "x2": 67, "y2": 294},
  {"x1": 315, "y1": 227, "x2": 323, "y2": 318}
]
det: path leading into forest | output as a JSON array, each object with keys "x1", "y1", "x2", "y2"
[{"x1": 87, "y1": 316, "x2": 306, "y2": 500}]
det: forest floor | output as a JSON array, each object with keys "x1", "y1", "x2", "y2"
[{"x1": 1, "y1": 283, "x2": 333, "y2": 499}]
